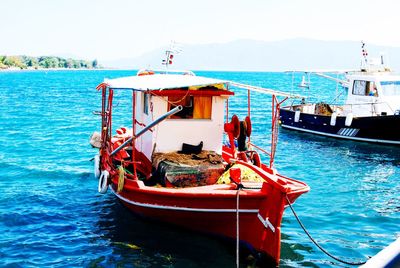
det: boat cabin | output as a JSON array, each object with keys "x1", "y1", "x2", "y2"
[
  {"x1": 345, "y1": 74, "x2": 400, "y2": 116},
  {"x1": 96, "y1": 71, "x2": 236, "y2": 186},
  {"x1": 292, "y1": 73, "x2": 400, "y2": 118},
  {"x1": 102, "y1": 72, "x2": 233, "y2": 156}
]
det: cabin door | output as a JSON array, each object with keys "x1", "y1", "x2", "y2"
[{"x1": 136, "y1": 92, "x2": 153, "y2": 160}]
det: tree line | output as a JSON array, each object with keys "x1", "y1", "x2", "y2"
[{"x1": 0, "y1": 55, "x2": 100, "y2": 69}]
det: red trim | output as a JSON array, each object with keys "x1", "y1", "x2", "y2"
[
  {"x1": 152, "y1": 89, "x2": 234, "y2": 97},
  {"x1": 96, "y1": 82, "x2": 109, "y2": 91},
  {"x1": 135, "y1": 119, "x2": 153, "y2": 132},
  {"x1": 129, "y1": 149, "x2": 152, "y2": 178}
]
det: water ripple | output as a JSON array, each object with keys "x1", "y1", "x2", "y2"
[{"x1": 0, "y1": 70, "x2": 398, "y2": 267}]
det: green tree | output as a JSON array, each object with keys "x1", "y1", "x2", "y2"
[
  {"x1": 92, "y1": 59, "x2": 98, "y2": 68},
  {"x1": 0, "y1": 56, "x2": 6, "y2": 69},
  {"x1": 58, "y1": 58, "x2": 66, "y2": 68},
  {"x1": 72, "y1": 60, "x2": 80, "y2": 68},
  {"x1": 3, "y1": 56, "x2": 26, "y2": 69},
  {"x1": 0, "y1": 55, "x2": 101, "y2": 69},
  {"x1": 24, "y1": 57, "x2": 39, "y2": 68}
]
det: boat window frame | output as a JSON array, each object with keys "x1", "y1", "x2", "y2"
[
  {"x1": 143, "y1": 92, "x2": 149, "y2": 115},
  {"x1": 380, "y1": 81, "x2": 400, "y2": 96},
  {"x1": 168, "y1": 95, "x2": 194, "y2": 119},
  {"x1": 352, "y1": 80, "x2": 377, "y2": 96},
  {"x1": 167, "y1": 95, "x2": 213, "y2": 120}
]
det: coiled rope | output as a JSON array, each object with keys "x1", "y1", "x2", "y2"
[{"x1": 285, "y1": 196, "x2": 368, "y2": 266}]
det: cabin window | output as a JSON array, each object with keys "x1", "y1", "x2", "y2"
[
  {"x1": 143, "y1": 93, "x2": 149, "y2": 115},
  {"x1": 353, "y1": 80, "x2": 366, "y2": 95},
  {"x1": 380, "y1": 81, "x2": 400, "y2": 96},
  {"x1": 168, "y1": 95, "x2": 212, "y2": 119},
  {"x1": 352, "y1": 80, "x2": 377, "y2": 96},
  {"x1": 193, "y1": 96, "x2": 212, "y2": 119}
]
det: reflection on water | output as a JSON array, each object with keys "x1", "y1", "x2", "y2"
[
  {"x1": 279, "y1": 129, "x2": 400, "y2": 165},
  {"x1": 94, "y1": 196, "x2": 246, "y2": 267},
  {"x1": 275, "y1": 128, "x2": 399, "y2": 267}
]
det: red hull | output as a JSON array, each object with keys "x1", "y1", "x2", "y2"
[{"x1": 108, "y1": 161, "x2": 309, "y2": 265}]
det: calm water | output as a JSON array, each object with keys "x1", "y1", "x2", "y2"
[{"x1": 0, "y1": 70, "x2": 398, "y2": 267}]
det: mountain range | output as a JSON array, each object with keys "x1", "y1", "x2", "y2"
[{"x1": 102, "y1": 39, "x2": 400, "y2": 72}]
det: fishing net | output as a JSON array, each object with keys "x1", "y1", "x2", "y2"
[
  {"x1": 152, "y1": 151, "x2": 225, "y2": 187},
  {"x1": 216, "y1": 164, "x2": 265, "y2": 184}
]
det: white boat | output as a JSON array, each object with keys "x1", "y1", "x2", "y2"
[{"x1": 280, "y1": 43, "x2": 400, "y2": 145}]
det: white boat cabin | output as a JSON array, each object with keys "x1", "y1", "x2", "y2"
[
  {"x1": 345, "y1": 73, "x2": 400, "y2": 116},
  {"x1": 101, "y1": 72, "x2": 233, "y2": 161}
]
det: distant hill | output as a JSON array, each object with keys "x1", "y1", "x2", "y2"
[{"x1": 102, "y1": 39, "x2": 400, "y2": 72}]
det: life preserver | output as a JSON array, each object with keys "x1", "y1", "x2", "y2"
[
  {"x1": 137, "y1": 70, "x2": 155, "y2": 76},
  {"x1": 98, "y1": 170, "x2": 109, "y2": 194},
  {"x1": 94, "y1": 154, "x2": 101, "y2": 179}
]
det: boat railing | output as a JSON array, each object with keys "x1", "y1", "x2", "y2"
[
  {"x1": 232, "y1": 159, "x2": 310, "y2": 195},
  {"x1": 248, "y1": 142, "x2": 271, "y2": 157},
  {"x1": 343, "y1": 101, "x2": 395, "y2": 115},
  {"x1": 290, "y1": 100, "x2": 395, "y2": 116}
]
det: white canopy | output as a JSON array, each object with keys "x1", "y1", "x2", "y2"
[
  {"x1": 100, "y1": 73, "x2": 302, "y2": 98},
  {"x1": 103, "y1": 74, "x2": 228, "y2": 91}
]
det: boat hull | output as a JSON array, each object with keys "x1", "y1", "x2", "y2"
[
  {"x1": 109, "y1": 170, "x2": 308, "y2": 266},
  {"x1": 279, "y1": 108, "x2": 400, "y2": 145}
]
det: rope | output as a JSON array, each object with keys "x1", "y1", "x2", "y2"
[
  {"x1": 285, "y1": 196, "x2": 368, "y2": 266},
  {"x1": 231, "y1": 180, "x2": 262, "y2": 190},
  {"x1": 117, "y1": 165, "x2": 125, "y2": 192},
  {"x1": 150, "y1": 88, "x2": 190, "y2": 106}
]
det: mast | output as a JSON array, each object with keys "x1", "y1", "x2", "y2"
[
  {"x1": 162, "y1": 41, "x2": 183, "y2": 73},
  {"x1": 361, "y1": 41, "x2": 369, "y2": 71}
]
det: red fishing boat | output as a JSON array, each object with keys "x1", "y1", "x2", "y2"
[{"x1": 90, "y1": 68, "x2": 309, "y2": 266}]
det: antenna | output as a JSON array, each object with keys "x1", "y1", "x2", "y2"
[
  {"x1": 162, "y1": 41, "x2": 183, "y2": 72},
  {"x1": 360, "y1": 41, "x2": 369, "y2": 71}
]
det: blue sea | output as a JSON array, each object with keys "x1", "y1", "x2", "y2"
[{"x1": 0, "y1": 70, "x2": 398, "y2": 267}]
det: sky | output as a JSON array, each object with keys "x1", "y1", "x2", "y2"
[{"x1": 1, "y1": 0, "x2": 400, "y2": 61}]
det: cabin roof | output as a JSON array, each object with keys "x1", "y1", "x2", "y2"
[
  {"x1": 349, "y1": 73, "x2": 400, "y2": 82},
  {"x1": 100, "y1": 74, "x2": 228, "y2": 91}
]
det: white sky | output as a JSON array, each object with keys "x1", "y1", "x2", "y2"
[{"x1": 1, "y1": 0, "x2": 400, "y2": 61}]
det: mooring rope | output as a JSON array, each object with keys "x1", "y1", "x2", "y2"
[{"x1": 285, "y1": 196, "x2": 368, "y2": 266}]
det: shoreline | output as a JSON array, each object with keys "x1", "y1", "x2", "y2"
[
  {"x1": 0, "y1": 67, "x2": 122, "y2": 72},
  {"x1": 0, "y1": 68, "x2": 295, "y2": 73}
]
